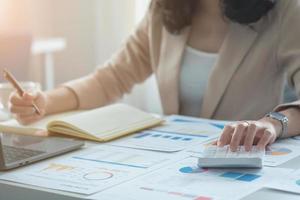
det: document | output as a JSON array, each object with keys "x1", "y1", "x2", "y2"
[
  {"x1": 267, "y1": 169, "x2": 300, "y2": 194},
  {"x1": 0, "y1": 103, "x2": 163, "y2": 142},
  {"x1": 263, "y1": 142, "x2": 300, "y2": 167},
  {"x1": 151, "y1": 122, "x2": 221, "y2": 137},
  {"x1": 276, "y1": 136, "x2": 300, "y2": 147},
  {"x1": 93, "y1": 157, "x2": 292, "y2": 200},
  {"x1": 166, "y1": 115, "x2": 230, "y2": 129},
  {"x1": 186, "y1": 136, "x2": 300, "y2": 167},
  {"x1": 0, "y1": 146, "x2": 180, "y2": 195},
  {"x1": 91, "y1": 184, "x2": 224, "y2": 200},
  {"x1": 111, "y1": 119, "x2": 222, "y2": 152}
]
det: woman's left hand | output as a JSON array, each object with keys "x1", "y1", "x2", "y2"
[{"x1": 217, "y1": 117, "x2": 282, "y2": 152}]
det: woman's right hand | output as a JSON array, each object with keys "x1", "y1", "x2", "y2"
[{"x1": 8, "y1": 91, "x2": 47, "y2": 125}]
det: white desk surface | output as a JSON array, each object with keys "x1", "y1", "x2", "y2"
[{"x1": 0, "y1": 141, "x2": 300, "y2": 200}]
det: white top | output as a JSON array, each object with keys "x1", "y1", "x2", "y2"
[{"x1": 179, "y1": 46, "x2": 218, "y2": 117}]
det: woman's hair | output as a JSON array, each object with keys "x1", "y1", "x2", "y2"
[{"x1": 154, "y1": 0, "x2": 276, "y2": 34}]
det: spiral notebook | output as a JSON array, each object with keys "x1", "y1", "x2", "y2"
[{"x1": 0, "y1": 104, "x2": 163, "y2": 142}]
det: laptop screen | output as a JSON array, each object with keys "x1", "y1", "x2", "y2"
[
  {"x1": 0, "y1": 132, "x2": 83, "y2": 167},
  {"x1": 1, "y1": 132, "x2": 67, "y2": 153}
]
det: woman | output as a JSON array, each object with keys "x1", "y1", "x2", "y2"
[{"x1": 9, "y1": 0, "x2": 300, "y2": 152}]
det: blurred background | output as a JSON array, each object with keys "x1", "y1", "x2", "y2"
[{"x1": 0, "y1": 0, "x2": 162, "y2": 113}]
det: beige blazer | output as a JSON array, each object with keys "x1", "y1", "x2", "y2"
[{"x1": 65, "y1": 0, "x2": 300, "y2": 121}]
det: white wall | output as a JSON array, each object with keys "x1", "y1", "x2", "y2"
[
  {"x1": 123, "y1": 0, "x2": 163, "y2": 114},
  {"x1": 0, "y1": 0, "x2": 162, "y2": 113},
  {"x1": 0, "y1": 0, "x2": 136, "y2": 83},
  {"x1": 45, "y1": 0, "x2": 97, "y2": 84},
  {"x1": 94, "y1": 0, "x2": 135, "y2": 65},
  {"x1": 94, "y1": 0, "x2": 162, "y2": 114},
  {"x1": 0, "y1": 0, "x2": 97, "y2": 84}
]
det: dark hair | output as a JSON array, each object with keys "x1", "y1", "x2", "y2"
[{"x1": 155, "y1": 0, "x2": 276, "y2": 34}]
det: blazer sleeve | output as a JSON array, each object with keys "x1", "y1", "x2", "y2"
[
  {"x1": 274, "y1": 0, "x2": 300, "y2": 112},
  {"x1": 63, "y1": 9, "x2": 153, "y2": 109}
]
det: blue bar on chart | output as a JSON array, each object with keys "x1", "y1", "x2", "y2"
[
  {"x1": 133, "y1": 132, "x2": 194, "y2": 142},
  {"x1": 220, "y1": 172, "x2": 261, "y2": 182}
]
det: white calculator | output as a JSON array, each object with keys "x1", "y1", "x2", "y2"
[{"x1": 198, "y1": 145, "x2": 265, "y2": 168}]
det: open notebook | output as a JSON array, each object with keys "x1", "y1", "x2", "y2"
[{"x1": 0, "y1": 104, "x2": 163, "y2": 142}]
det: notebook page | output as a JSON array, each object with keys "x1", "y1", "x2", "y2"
[
  {"x1": 48, "y1": 104, "x2": 162, "y2": 138},
  {"x1": 0, "y1": 111, "x2": 81, "y2": 135}
]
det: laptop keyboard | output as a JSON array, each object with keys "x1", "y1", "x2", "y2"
[{"x1": 3, "y1": 145, "x2": 45, "y2": 164}]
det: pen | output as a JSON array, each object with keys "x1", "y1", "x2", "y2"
[{"x1": 2, "y1": 69, "x2": 41, "y2": 115}]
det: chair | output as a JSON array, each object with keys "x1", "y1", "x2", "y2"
[{"x1": 0, "y1": 33, "x2": 32, "y2": 82}]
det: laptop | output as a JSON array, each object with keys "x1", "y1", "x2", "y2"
[{"x1": 0, "y1": 132, "x2": 84, "y2": 170}]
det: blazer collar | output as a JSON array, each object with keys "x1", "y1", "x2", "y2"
[
  {"x1": 157, "y1": 26, "x2": 191, "y2": 115},
  {"x1": 201, "y1": 23, "x2": 259, "y2": 118},
  {"x1": 158, "y1": 22, "x2": 258, "y2": 118}
]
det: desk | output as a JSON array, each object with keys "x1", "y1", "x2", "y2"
[
  {"x1": 31, "y1": 38, "x2": 66, "y2": 90},
  {"x1": 0, "y1": 141, "x2": 300, "y2": 200}
]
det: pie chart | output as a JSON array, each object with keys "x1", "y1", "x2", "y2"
[
  {"x1": 266, "y1": 147, "x2": 292, "y2": 156},
  {"x1": 179, "y1": 166, "x2": 208, "y2": 174},
  {"x1": 292, "y1": 136, "x2": 300, "y2": 141},
  {"x1": 83, "y1": 171, "x2": 113, "y2": 181}
]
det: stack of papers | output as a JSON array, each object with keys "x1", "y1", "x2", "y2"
[
  {"x1": 90, "y1": 157, "x2": 293, "y2": 200},
  {"x1": 111, "y1": 116, "x2": 225, "y2": 152},
  {"x1": 0, "y1": 145, "x2": 182, "y2": 195},
  {"x1": 0, "y1": 114, "x2": 299, "y2": 199}
]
